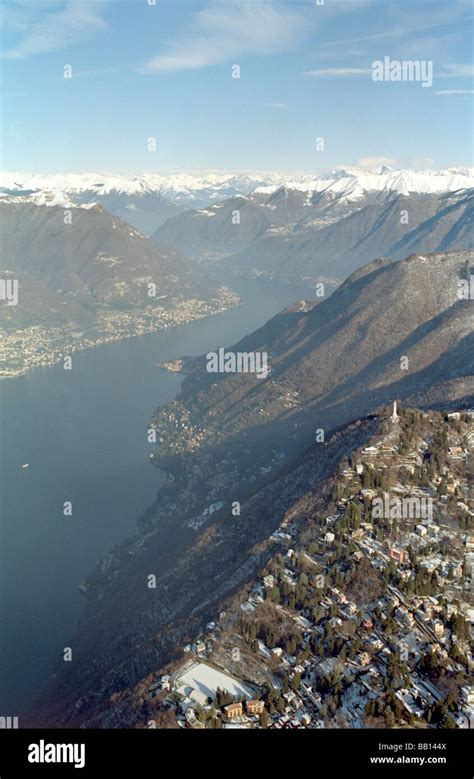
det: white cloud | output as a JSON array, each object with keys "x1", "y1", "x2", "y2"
[
  {"x1": 353, "y1": 156, "x2": 397, "y2": 169},
  {"x1": 321, "y1": 0, "x2": 471, "y2": 49},
  {"x1": 264, "y1": 102, "x2": 288, "y2": 109},
  {"x1": 1, "y1": 0, "x2": 107, "y2": 60},
  {"x1": 440, "y1": 64, "x2": 474, "y2": 77},
  {"x1": 302, "y1": 60, "x2": 473, "y2": 84},
  {"x1": 302, "y1": 67, "x2": 371, "y2": 78},
  {"x1": 338, "y1": 156, "x2": 441, "y2": 170},
  {"x1": 434, "y1": 89, "x2": 474, "y2": 95},
  {"x1": 141, "y1": 1, "x2": 307, "y2": 74}
]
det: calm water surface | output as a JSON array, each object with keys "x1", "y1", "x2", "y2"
[{"x1": 0, "y1": 273, "x2": 313, "y2": 712}]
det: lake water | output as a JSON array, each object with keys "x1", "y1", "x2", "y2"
[{"x1": 0, "y1": 273, "x2": 313, "y2": 714}]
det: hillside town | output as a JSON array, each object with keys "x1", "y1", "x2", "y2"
[
  {"x1": 107, "y1": 406, "x2": 473, "y2": 730},
  {"x1": 0, "y1": 289, "x2": 238, "y2": 378}
]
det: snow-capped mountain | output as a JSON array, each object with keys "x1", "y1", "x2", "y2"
[
  {"x1": 2, "y1": 166, "x2": 473, "y2": 200},
  {"x1": 2, "y1": 167, "x2": 472, "y2": 236},
  {"x1": 153, "y1": 167, "x2": 474, "y2": 285},
  {"x1": 0, "y1": 171, "x2": 288, "y2": 234},
  {"x1": 0, "y1": 171, "x2": 291, "y2": 235},
  {"x1": 253, "y1": 166, "x2": 474, "y2": 199},
  {"x1": 0, "y1": 170, "x2": 289, "y2": 201},
  {"x1": 0, "y1": 189, "x2": 97, "y2": 210}
]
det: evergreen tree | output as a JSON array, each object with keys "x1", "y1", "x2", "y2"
[{"x1": 291, "y1": 673, "x2": 301, "y2": 691}]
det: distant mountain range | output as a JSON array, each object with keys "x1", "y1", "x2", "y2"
[
  {"x1": 0, "y1": 171, "x2": 290, "y2": 235},
  {"x1": 2, "y1": 165, "x2": 472, "y2": 375},
  {"x1": 2, "y1": 166, "x2": 472, "y2": 239},
  {"x1": 27, "y1": 249, "x2": 473, "y2": 726},
  {"x1": 154, "y1": 168, "x2": 474, "y2": 285}
]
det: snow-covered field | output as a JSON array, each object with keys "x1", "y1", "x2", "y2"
[{"x1": 175, "y1": 661, "x2": 254, "y2": 701}]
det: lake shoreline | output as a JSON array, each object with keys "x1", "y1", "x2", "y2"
[{"x1": 0, "y1": 272, "x2": 314, "y2": 714}]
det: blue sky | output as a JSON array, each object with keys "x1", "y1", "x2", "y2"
[{"x1": 1, "y1": 0, "x2": 473, "y2": 173}]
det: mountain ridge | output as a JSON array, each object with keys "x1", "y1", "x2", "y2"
[
  {"x1": 0, "y1": 200, "x2": 239, "y2": 376},
  {"x1": 25, "y1": 249, "x2": 473, "y2": 727},
  {"x1": 3, "y1": 166, "x2": 472, "y2": 198},
  {"x1": 154, "y1": 188, "x2": 474, "y2": 285},
  {"x1": 2, "y1": 167, "x2": 473, "y2": 237}
]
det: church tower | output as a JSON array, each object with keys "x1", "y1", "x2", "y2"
[{"x1": 391, "y1": 401, "x2": 399, "y2": 422}]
